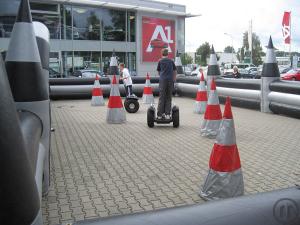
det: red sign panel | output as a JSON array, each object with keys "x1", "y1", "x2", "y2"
[
  {"x1": 142, "y1": 17, "x2": 175, "y2": 62},
  {"x1": 282, "y1": 11, "x2": 291, "y2": 44}
]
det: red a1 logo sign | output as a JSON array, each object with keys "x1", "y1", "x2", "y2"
[{"x1": 142, "y1": 17, "x2": 175, "y2": 62}]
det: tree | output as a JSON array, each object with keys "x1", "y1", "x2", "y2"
[
  {"x1": 224, "y1": 46, "x2": 235, "y2": 53},
  {"x1": 180, "y1": 53, "x2": 193, "y2": 65},
  {"x1": 242, "y1": 31, "x2": 264, "y2": 65},
  {"x1": 196, "y1": 42, "x2": 210, "y2": 66}
]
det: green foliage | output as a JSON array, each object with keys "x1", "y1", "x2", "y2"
[
  {"x1": 242, "y1": 31, "x2": 263, "y2": 65},
  {"x1": 196, "y1": 42, "x2": 210, "y2": 66},
  {"x1": 180, "y1": 53, "x2": 193, "y2": 65},
  {"x1": 224, "y1": 46, "x2": 235, "y2": 53}
]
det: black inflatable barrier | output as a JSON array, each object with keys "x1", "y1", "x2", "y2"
[
  {"x1": 269, "y1": 102, "x2": 300, "y2": 119},
  {"x1": 219, "y1": 96, "x2": 260, "y2": 110},
  {"x1": 18, "y1": 111, "x2": 43, "y2": 173},
  {"x1": 49, "y1": 77, "x2": 160, "y2": 86},
  {"x1": 270, "y1": 80, "x2": 300, "y2": 95},
  {"x1": 75, "y1": 187, "x2": 300, "y2": 225},
  {"x1": 0, "y1": 54, "x2": 40, "y2": 225}
]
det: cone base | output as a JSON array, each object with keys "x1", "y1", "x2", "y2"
[
  {"x1": 91, "y1": 96, "x2": 105, "y2": 106},
  {"x1": 142, "y1": 95, "x2": 154, "y2": 104},
  {"x1": 106, "y1": 108, "x2": 126, "y2": 124},
  {"x1": 200, "y1": 168, "x2": 244, "y2": 201},
  {"x1": 200, "y1": 119, "x2": 221, "y2": 138},
  {"x1": 194, "y1": 101, "x2": 207, "y2": 114}
]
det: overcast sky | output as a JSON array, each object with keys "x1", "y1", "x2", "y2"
[{"x1": 159, "y1": 0, "x2": 300, "y2": 53}]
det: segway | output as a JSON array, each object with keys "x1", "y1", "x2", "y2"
[
  {"x1": 124, "y1": 94, "x2": 139, "y2": 113},
  {"x1": 147, "y1": 104, "x2": 179, "y2": 128}
]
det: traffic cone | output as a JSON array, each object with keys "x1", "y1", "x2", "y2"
[
  {"x1": 194, "y1": 73, "x2": 207, "y2": 114},
  {"x1": 200, "y1": 97, "x2": 244, "y2": 200},
  {"x1": 91, "y1": 75, "x2": 104, "y2": 106},
  {"x1": 106, "y1": 75, "x2": 126, "y2": 124},
  {"x1": 200, "y1": 78, "x2": 222, "y2": 138},
  {"x1": 142, "y1": 73, "x2": 154, "y2": 104},
  {"x1": 206, "y1": 45, "x2": 221, "y2": 92}
]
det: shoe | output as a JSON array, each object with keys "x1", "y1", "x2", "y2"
[
  {"x1": 165, "y1": 114, "x2": 171, "y2": 120},
  {"x1": 157, "y1": 115, "x2": 162, "y2": 120}
]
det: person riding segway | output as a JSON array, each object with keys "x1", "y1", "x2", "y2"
[
  {"x1": 119, "y1": 63, "x2": 139, "y2": 113},
  {"x1": 147, "y1": 48, "x2": 179, "y2": 128}
]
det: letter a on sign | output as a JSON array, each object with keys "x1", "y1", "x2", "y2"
[{"x1": 142, "y1": 17, "x2": 175, "y2": 62}]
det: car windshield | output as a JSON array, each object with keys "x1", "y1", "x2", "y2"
[{"x1": 286, "y1": 69, "x2": 297, "y2": 74}]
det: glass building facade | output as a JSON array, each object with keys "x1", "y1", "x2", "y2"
[
  {"x1": 0, "y1": 0, "x2": 136, "y2": 77},
  {"x1": 0, "y1": 0, "x2": 186, "y2": 77}
]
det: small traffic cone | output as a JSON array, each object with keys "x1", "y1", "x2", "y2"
[
  {"x1": 194, "y1": 73, "x2": 207, "y2": 114},
  {"x1": 106, "y1": 75, "x2": 126, "y2": 124},
  {"x1": 91, "y1": 75, "x2": 104, "y2": 106},
  {"x1": 200, "y1": 78, "x2": 221, "y2": 138},
  {"x1": 200, "y1": 97, "x2": 244, "y2": 200},
  {"x1": 142, "y1": 73, "x2": 154, "y2": 104}
]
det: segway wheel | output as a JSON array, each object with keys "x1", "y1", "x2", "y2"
[
  {"x1": 125, "y1": 98, "x2": 139, "y2": 113},
  {"x1": 147, "y1": 107, "x2": 155, "y2": 128},
  {"x1": 172, "y1": 107, "x2": 179, "y2": 128}
]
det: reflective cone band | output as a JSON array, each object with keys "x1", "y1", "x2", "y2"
[
  {"x1": 142, "y1": 73, "x2": 154, "y2": 104},
  {"x1": 200, "y1": 97, "x2": 244, "y2": 201},
  {"x1": 106, "y1": 75, "x2": 126, "y2": 123},
  {"x1": 194, "y1": 73, "x2": 207, "y2": 114},
  {"x1": 91, "y1": 75, "x2": 104, "y2": 106},
  {"x1": 200, "y1": 78, "x2": 221, "y2": 138}
]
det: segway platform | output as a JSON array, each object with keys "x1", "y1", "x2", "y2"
[
  {"x1": 147, "y1": 105, "x2": 179, "y2": 128},
  {"x1": 124, "y1": 94, "x2": 139, "y2": 113}
]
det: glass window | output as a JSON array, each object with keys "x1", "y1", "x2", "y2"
[
  {"x1": 61, "y1": 51, "x2": 73, "y2": 77},
  {"x1": 102, "y1": 9, "x2": 126, "y2": 42},
  {"x1": 61, "y1": 5, "x2": 72, "y2": 40},
  {"x1": 72, "y1": 7, "x2": 100, "y2": 40},
  {"x1": 127, "y1": 11, "x2": 135, "y2": 42},
  {"x1": 102, "y1": 51, "x2": 125, "y2": 75},
  {"x1": 0, "y1": 0, "x2": 20, "y2": 38}
]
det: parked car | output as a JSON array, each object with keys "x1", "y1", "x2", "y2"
[
  {"x1": 49, "y1": 68, "x2": 61, "y2": 78},
  {"x1": 243, "y1": 67, "x2": 258, "y2": 78},
  {"x1": 279, "y1": 66, "x2": 292, "y2": 74},
  {"x1": 73, "y1": 69, "x2": 105, "y2": 78},
  {"x1": 281, "y1": 69, "x2": 300, "y2": 81},
  {"x1": 223, "y1": 63, "x2": 256, "y2": 75}
]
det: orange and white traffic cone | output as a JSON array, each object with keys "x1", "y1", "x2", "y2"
[
  {"x1": 200, "y1": 97, "x2": 244, "y2": 200},
  {"x1": 200, "y1": 78, "x2": 221, "y2": 138},
  {"x1": 194, "y1": 73, "x2": 207, "y2": 114},
  {"x1": 91, "y1": 75, "x2": 104, "y2": 106},
  {"x1": 142, "y1": 73, "x2": 154, "y2": 104},
  {"x1": 106, "y1": 75, "x2": 126, "y2": 124}
]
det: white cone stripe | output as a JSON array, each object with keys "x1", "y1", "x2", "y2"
[
  {"x1": 194, "y1": 101, "x2": 206, "y2": 114},
  {"x1": 33, "y1": 22, "x2": 49, "y2": 42},
  {"x1": 93, "y1": 80, "x2": 101, "y2": 87},
  {"x1": 200, "y1": 120, "x2": 221, "y2": 138},
  {"x1": 110, "y1": 57, "x2": 118, "y2": 66},
  {"x1": 110, "y1": 84, "x2": 121, "y2": 96},
  {"x1": 143, "y1": 95, "x2": 154, "y2": 104},
  {"x1": 200, "y1": 168, "x2": 244, "y2": 200},
  {"x1": 207, "y1": 91, "x2": 220, "y2": 105},
  {"x1": 175, "y1": 57, "x2": 182, "y2": 66},
  {"x1": 6, "y1": 23, "x2": 41, "y2": 62},
  {"x1": 198, "y1": 81, "x2": 206, "y2": 91},
  {"x1": 91, "y1": 96, "x2": 104, "y2": 106},
  {"x1": 209, "y1": 54, "x2": 218, "y2": 65},
  {"x1": 265, "y1": 49, "x2": 277, "y2": 63},
  {"x1": 216, "y1": 119, "x2": 236, "y2": 146},
  {"x1": 107, "y1": 108, "x2": 126, "y2": 123},
  {"x1": 145, "y1": 79, "x2": 151, "y2": 86}
]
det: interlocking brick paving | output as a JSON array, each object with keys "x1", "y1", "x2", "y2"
[{"x1": 42, "y1": 97, "x2": 300, "y2": 225}]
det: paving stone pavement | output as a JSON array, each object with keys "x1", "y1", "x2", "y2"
[{"x1": 42, "y1": 97, "x2": 300, "y2": 225}]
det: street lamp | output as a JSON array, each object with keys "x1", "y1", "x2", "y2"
[{"x1": 224, "y1": 33, "x2": 234, "y2": 63}]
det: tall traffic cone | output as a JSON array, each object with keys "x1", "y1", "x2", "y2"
[
  {"x1": 142, "y1": 73, "x2": 154, "y2": 104},
  {"x1": 91, "y1": 75, "x2": 104, "y2": 106},
  {"x1": 206, "y1": 45, "x2": 221, "y2": 92},
  {"x1": 200, "y1": 97, "x2": 244, "y2": 200},
  {"x1": 200, "y1": 78, "x2": 222, "y2": 138},
  {"x1": 106, "y1": 75, "x2": 126, "y2": 124},
  {"x1": 194, "y1": 73, "x2": 207, "y2": 114}
]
